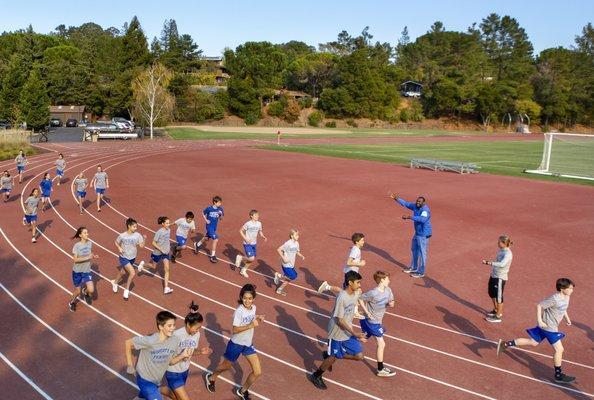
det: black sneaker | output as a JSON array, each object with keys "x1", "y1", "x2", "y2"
[
  {"x1": 308, "y1": 373, "x2": 327, "y2": 390},
  {"x1": 204, "y1": 372, "x2": 215, "y2": 393},
  {"x1": 194, "y1": 242, "x2": 201, "y2": 254},
  {"x1": 554, "y1": 373, "x2": 576, "y2": 383},
  {"x1": 82, "y1": 289, "x2": 93, "y2": 305},
  {"x1": 68, "y1": 301, "x2": 76, "y2": 312},
  {"x1": 235, "y1": 387, "x2": 250, "y2": 399},
  {"x1": 209, "y1": 255, "x2": 218, "y2": 263},
  {"x1": 322, "y1": 351, "x2": 333, "y2": 372},
  {"x1": 171, "y1": 254, "x2": 176, "y2": 264},
  {"x1": 486, "y1": 310, "x2": 497, "y2": 317}
]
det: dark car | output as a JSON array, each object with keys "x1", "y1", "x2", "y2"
[
  {"x1": 50, "y1": 117, "x2": 62, "y2": 127},
  {"x1": 66, "y1": 118, "x2": 77, "y2": 127},
  {"x1": 0, "y1": 120, "x2": 11, "y2": 130}
]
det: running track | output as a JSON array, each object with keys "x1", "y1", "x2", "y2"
[{"x1": 1, "y1": 138, "x2": 593, "y2": 400}]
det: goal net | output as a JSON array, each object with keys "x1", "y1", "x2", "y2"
[{"x1": 525, "y1": 133, "x2": 594, "y2": 181}]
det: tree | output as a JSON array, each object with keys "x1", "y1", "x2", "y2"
[
  {"x1": 42, "y1": 45, "x2": 89, "y2": 105},
  {"x1": 132, "y1": 63, "x2": 174, "y2": 139},
  {"x1": 284, "y1": 53, "x2": 337, "y2": 97},
  {"x1": 575, "y1": 22, "x2": 594, "y2": 58},
  {"x1": 20, "y1": 65, "x2": 50, "y2": 131},
  {"x1": 121, "y1": 16, "x2": 151, "y2": 70}
]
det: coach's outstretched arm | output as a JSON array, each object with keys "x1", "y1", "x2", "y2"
[{"x1": 389, "y1": 193, "x2": 415, "y2": 210}]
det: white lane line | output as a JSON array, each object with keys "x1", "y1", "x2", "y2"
[{"x1": 0, "y1": 351, "x2": 54, "y2": 400}]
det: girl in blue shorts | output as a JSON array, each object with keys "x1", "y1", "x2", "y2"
[
  {"x1": 73, "y1": 172, "x2": 88, "y2": 214},
  {"x1": 15, "y1": 150, "x2": 26, "y2": 184},
  {"x1": 23, "y1": 188, "x2": 40, "y2": 243},
  {"x1": 162, "y1": 302, "x2": 212, "y2": 400},
  {"x1": 55, "y1": 153, "x2": 66, "y2": 186},
  {"x1": 205, "y1": 284, "x2": 265, "y2": 400},
  {"x1": 68, "y1": 226, "x2": 99, "y2": 312},
  {"x1": 39, "y1": 172, "x2": 52, "y2": 213},
  {"x1": 111, "y1": 218, "x2": 145, "y2": 300},
  {"x1": 147, "y1": 216, "x2": 174, "y2": 294},
  {"x1": 1, "y1": 170, "x2": 14, "y2": 202}
]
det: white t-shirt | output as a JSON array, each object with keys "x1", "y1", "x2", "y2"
[
  {"x1": 343, "y1": 245, "x2": 361, "y2": 273},
  {"x1": 242, "y1": 220, "x2": 262, "y2": 245},
  {"x1": 167, "y1": 327, "x2": 200, "y2": 373},
  {"x1": 231, "y1": 304, "x2": 256, "y2": 346},
  {"x1": 175, "y1": 218, "x2": 195, "y2": 238},
  {"x1": 280, "y1": 239, "x2": 300, "y2": 267}
]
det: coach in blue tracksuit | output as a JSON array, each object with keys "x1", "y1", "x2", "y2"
[{"x1": 390, "y1": 193, "x2": 432, "y2": 278}]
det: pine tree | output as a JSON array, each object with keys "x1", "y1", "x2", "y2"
[{"x1": 20, "y1": 65, "x2": 50, "y2": 131}]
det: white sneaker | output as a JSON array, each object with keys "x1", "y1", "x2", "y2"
[
  {"x1": 111, "y1": 280, "x2": 118, "y2": 293},
  {"x1": 377, "y1": 368, "x2": 396, "y2": 377},
  {"x1": 31, "y1": 237, "x2": 37, "y2": 243},
  {"x1": 274, "y1": 272, "x2": 281, "y2": 286},
  {"x1": 318, "y1": 281, "x2": 331, "y2": 293},
  {"x1": 164, "y1": 287, "x2": 174, "y2": 295},
  {"x1": 123, "y1": 289, "x2": 130, "y2": 299},
  {"x1": 137, "y1": 261, "x2": 144, "y2": 273},
  {"x1": 240, "y1": 267, "x2": 249, "y2": 278},
  {"x1": 235, "y1": 255, "x2": 243, "y2": 268}
]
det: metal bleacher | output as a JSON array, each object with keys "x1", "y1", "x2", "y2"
[{"x1": 410, "y1": 158, "x2": 480, "y2": 174}]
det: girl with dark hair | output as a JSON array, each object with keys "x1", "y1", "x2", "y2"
[
  {"x1": 68, "y1": 227, "x2": 98, "y2": 312},
  {"x1": 1, "y1": 170, "x2": 14, "y2": 202},
  {"x1": 205, "y1": 284, "x2": 264, "y2": 399},
  {"x1": 23, "y1": 188, "x2": 40, "y2": 243},
  {"x1": 125, "y1": 311, "x2": 191, "y2": 400},
  {"x1": 15, "y1": 149, "x2": 26, "y2": 183},
  {"x1": 91, "y1": 165, "x2": 108, "y2": 212},
  {"x1": 39, "y1": 172, "x2": 52, "y2": 212},
  {"x1": 73, "y1": 171, "x2": 88, "y2": 214},
  {"x1": 55, "y1": 153, "x2": 66, "y2": 185},
  {"x1": 162, "y1": 302, "x2": 212, "y2": 400},
  {"x1": 111, "y1": 217, "x2": 145, "y2": 299}
]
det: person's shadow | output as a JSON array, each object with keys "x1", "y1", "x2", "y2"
[
  {"x1": 304, "y1": 299, "x2": 331, "y2": 331},
  {"x1": 275, "y1": 305, "x2": 318, "y2": 371},
  {"x1": 328, "y1": 234, "x2": 407, "y2": 269},
  {"x1": 203, "y1": 313, "x2": 243, "y2": 384},
  {"x1": 572, "y1": 321, "x2": 594, "y2": 351},
  {"x1": 300, "y1": 266, "x2": 329, "y2": 301},
  {"x1": 435, "y1": 306, "x2": 490, "y2": 357},
  {"x1": 36, "y1": 219, "x2": 53, "y2": 234},
  {"x1": 222, "y1": 243, "x2": 241, "y2": 271},
  {"x1": 415, "y1": 276, "x2": 489, "y2": 316}
]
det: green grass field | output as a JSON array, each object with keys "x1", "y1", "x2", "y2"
[
  {"x1": 166, "y1": 127, "x2": 480, "y2": 140},
  {"x1": 0, "y1": 142, "x2": 36, "y2": 161},
  {"x1": 260, "y1": 141, "x2": 594, "y2": 186}
]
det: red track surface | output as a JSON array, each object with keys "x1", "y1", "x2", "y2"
[{"x1": 1, "y1": 138, "x2": 593, "y2": 400}]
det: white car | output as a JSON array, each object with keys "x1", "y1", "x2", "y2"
[{"x1": 112, "y1": 117, "x2": 135, "y2": 131}]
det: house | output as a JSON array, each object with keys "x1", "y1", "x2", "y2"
[
  {"x1": 49, "y1": 105, "x2": 86, "y2": 123},
  {"x1": 400, "y1": 81, "x2": 423, "y2": 98},
  {"x1": 201, "y1": 56, "x2": 230, "y2": 84}
]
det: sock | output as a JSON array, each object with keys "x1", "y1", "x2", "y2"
[
  {"x1": 377, "y1": 361, "x2": 384, "y2": 371},
  {"x1": 313, "y1": 369, "x2": 324, "y2": 378},
  {"x1": 211, "y1": 251, "x2": 215, "y2": 256},
  {"x1": 505, "y1": 340, "x2": 516, "y2": 348},
  {"x1": 554, "y1": 366, "x2": 562, "y2": 377}
]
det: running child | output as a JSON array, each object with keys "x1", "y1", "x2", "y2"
[
  {"x1": 39, "y1": 172, "x2": 52, "y2": 212},
  {"x1": 358, "y1": 270, "x2": 396, "y2": 377},
  {"x1": 171, "y1": 211, "x2": 196, "y2": 262},
  {"x1": 55, "y1": 153, "x2": 66, "y2": 186},
  {"x1": 23, "y1": 188, "x2": 41, "y2": 243},
  {"x1": 309, "y1": 270, "x2": 367, "y2": 390},
  {"x1": 497, "y1": 278, "x2": 576, "y2": 384},
  {"x1": 91, "y1": 165, "x2": 109, "y2": 212},
  {"x1": 73, "y1": 171, "x2": 88, "y2": 214},
  {"x1": 15, "y1": 149, "x2": 27, "y2": 183},
  {"x1": 205, "y1": 284, "x2": 265, "y2": 399},
  {"x1": 162, "y1": 302, "x2": 212, "y2": 400},
  {"x1": 68, "y1": 226, "x2": 99, "y2": 312},
  {"x1": 195, "y1": 196, "x2": 224, "y2": 263},
  {"x1": 235, "y1": 209, "x2": 267, "y2": 278},
  {"x1": 111, "y1": 217, "x2": 145, "y2": 299},
  {"x1": 147, "y1": 216, "x2": 174, "y2": 294},
  {"x1": 273, "y1": 229, "x2": 305, "y2": 296},
  {"x1": 1, "y1": 170, "x2": 14, "y2": 202},
  {"x1": 125, "y1": 311, "x2": 192, "y2": 400},
  {"x1": 482, "y1": 235, "x2": 513, "y2": 323}
]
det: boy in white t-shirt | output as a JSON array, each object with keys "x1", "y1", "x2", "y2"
[
  {"x1": 171, "y1": 211, "x2": 196, "y2": 262},
  {"x1": 273, "y1": 229, "x2": 306, "y2": 296},
  {"x1": 235, "y1": 209, "x2": 267, "y2": 278}
]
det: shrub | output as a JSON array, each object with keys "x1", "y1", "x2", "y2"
[
  {"x1": 244, "y1": 112, "x2": 260, "y2": 125},
  {"x1": 308, "y1": 110, "x2": 324, "y2": 127},
  {"x1": 298, "y1": 96, "x2": 313, "y2": 108},
  {"x1": 325, "y1": 121, "x2": 337, "y2": 128},
  {"x1": 346, "y1": 118, "x2": 358, "y2": 127},
  {"x1": 399, "y1": 108, "x2": 410, "y2": 122},
  {"x1": 267, "y1": 101, "x2": 285, "y2": 118},
  {"x1": 283, "y1": 99, "x2": 301, "y2": 123}
]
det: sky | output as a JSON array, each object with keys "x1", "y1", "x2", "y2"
[{"x1": 1, "y1": 0, "x2": 592, "y2": 55}]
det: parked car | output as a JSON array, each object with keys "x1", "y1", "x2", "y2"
[
  {"x1": 50, "y1": 117, "x2": 62, "y2": 127},
  {"x1": 85, "y1": 122, "x2": 119, "y2": 133},
  {"x1": 111, "y1": 117, "x2": 134, "y2": 132},
  {"x1": 66, "y1": 118, "x2": 78, "y2": 127},
  {"x1": 78, "y1": 118, "x2": 89, "y2": 127},
  {"x1": 0, "y1": 120, "x2": 11, "y2": 130},
  {"x1": 403, "y1": 91, "x2": 421, "y2": 98}
]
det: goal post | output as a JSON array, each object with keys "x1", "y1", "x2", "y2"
[{"x1": 524, "y1": 132, "x2": 594, "y2": 181}]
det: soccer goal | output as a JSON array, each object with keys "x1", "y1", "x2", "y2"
[{"x1": 524, "y1": 132, "x2": 594, "y2": 181}]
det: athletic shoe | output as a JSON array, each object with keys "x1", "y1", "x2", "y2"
[
  {"x1": 485, "y1": 315, "x2": 502, "y2": 323},
  {"x1": 82, "y1": 289, "x2": 93, "y2": 305},
  {"x1": 171, "y1": 255, "x2": 176, "y2": 264},
  {"x1": 496, "y1": 339, "x2": 505, "y2": 356},
  {"x1": 410, "y1": 273, "x2": 425, "y2": 278},
  {"x1": 486, "y1": 310, "x2": 497, "y2": 317},
  {"x1": 123, "y1": 289, "x2": 130, "y2": 299},
  {"x1": 403, "y1": 268, "x2": 417, "y2": 274},
  {"x1": 308, "y1": 373, "x2": 327, "y2": 390},
  {"x1": 164, "y1": 287, "x2": 174, "y2": 295},
  {"x1": 209, "y1": 255, "x2": 218, "y2": 263},
  {"x1": 554, "y1": 373, "x2": 576, "y2": 384},
  {"x1": 273, "y1": 272, "x2": 282, "y2": 286},
  {"x1": 137, "y1": 261, "x2": 145, "y2": 273},
  {"x1": 276, "y1": 288, "x2": 287, "y2": 296},
  {"x1": 204, "y1": 372, "x2": 215, "y2": 393},
  {"x1": 68, "y1": 301, "x2": 76, "y2": 312},
  {"x1": 377, "y1": 367, "x2": 396, "y2": 377},
  {"x1": 22, "y1": 217, "x2": 26, "y2": 226},
  {"x1": 97, "y1": 208, "x2": 101, "y2": 212},
  {"x1": 235, "y1": 387, "x2": 249, "y2": 399},
  {"x1": 111, "y1": 280, "x2": 118, "y2": 293},
  {"x1": 31, "y1": 237, "x2": 36, "y2": 243},
  {"x1": 235, "y1": 255, "x2": 243, "y2": 268},
  {"x1": 240, "y1": 267, "x2": 249, "y2": 278},
  {"x1": 194, "y1": 242, "x2": 202, "y2": 254},
  {"x1": 318, "y1": 281, "x2": 331, "y2": 293}
]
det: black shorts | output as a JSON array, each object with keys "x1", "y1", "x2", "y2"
[{"x1": 488, "y1": 277, "x2": 506, "y2": 303}]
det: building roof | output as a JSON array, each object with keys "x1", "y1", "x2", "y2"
[
  {"x1": 273, "y1": 89, "x2": 309, "y2": 97},
  {"x1": 202, "y1": 56, "x2": 223, "y2": 62},
  {"x1": 50, "y1": 105, "x2": 85, "y2": 113},
  {"x1": 401, "y1": 81, "x2": 423, "y2": 87}
]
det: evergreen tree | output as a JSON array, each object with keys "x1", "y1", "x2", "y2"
[{"x1": 20, "y1": 65, "x2": 50, "y2": 131}]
